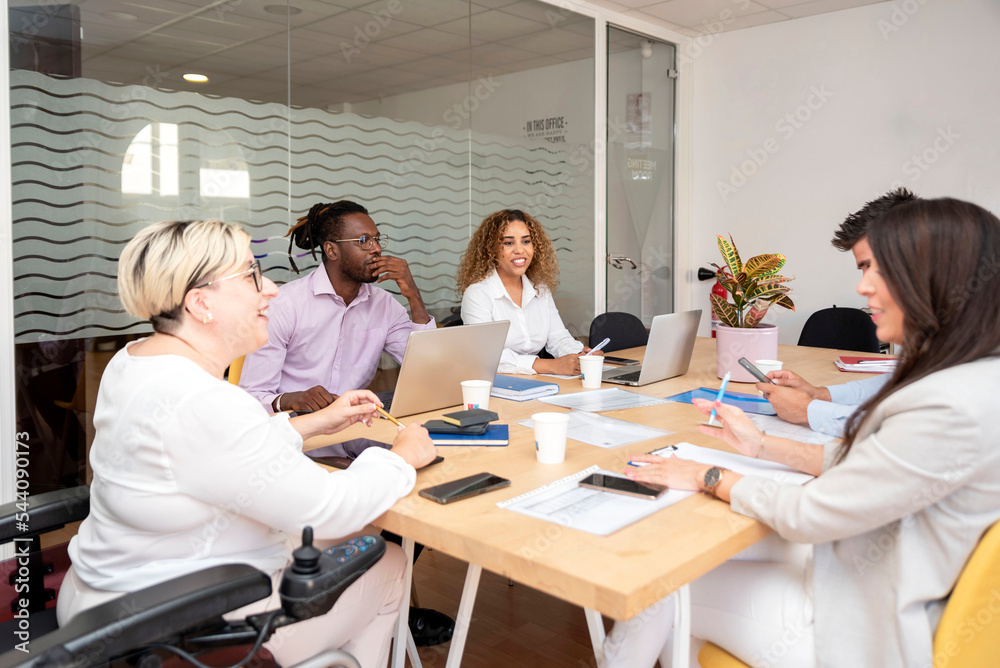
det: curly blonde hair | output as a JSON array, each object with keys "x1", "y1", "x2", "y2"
[{"x1": 456, "y1": 210, "x2": 560, "y2": 295}]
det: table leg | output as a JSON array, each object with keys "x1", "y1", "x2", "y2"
[
  {"x1": 672, "y1": 584, "x2": 691, "y2": 668},
  {"x1": 583, "y1": 608, "x2": 606, "y2": 665},
  {"x1": 444, "y1": 563, "x2": 482, "y2": 668},
  {"x1": 392, "y1": 538, "x2": 423, "y2": 668}
]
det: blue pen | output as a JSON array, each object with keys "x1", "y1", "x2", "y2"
[
  {"x1": 708, "y1": 371, "x2": 731, "y2": 426},
  {"x1": 585, "y1": 337, "x2": 611, "y2": 356}
]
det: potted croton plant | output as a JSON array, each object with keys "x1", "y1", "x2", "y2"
[{"x1": 710, "y1": 235, "x2": 794, "y2": 381}]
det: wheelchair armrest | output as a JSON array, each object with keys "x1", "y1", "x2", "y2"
[
  {"x1": 0, "y1": 486, "x2": 90, "y2": 544},
  {"x1": 0, "y1": 564, "x2": 271, "y2": 668}
]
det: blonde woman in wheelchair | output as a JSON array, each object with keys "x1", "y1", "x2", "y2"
[{"x1": 57, "y1": 219, "x2": 436, "y2": 668}]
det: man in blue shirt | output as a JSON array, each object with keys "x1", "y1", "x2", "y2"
[{"x1": 759, "y1": 188, "x2": 917, "y2": 437}]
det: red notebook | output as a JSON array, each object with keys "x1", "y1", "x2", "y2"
[{"x1": 834, "y1": 356, "x2": 897, "y2": 373}]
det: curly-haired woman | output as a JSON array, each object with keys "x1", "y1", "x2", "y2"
[{"x1": 457, "y1": 209, "x2": 595, "y2": 375}]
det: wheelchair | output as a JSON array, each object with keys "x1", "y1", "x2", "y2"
[{"x1": 0, "y1": 487, "x2": 385, "y2": 668}]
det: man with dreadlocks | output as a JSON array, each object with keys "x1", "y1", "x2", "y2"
[
  {"x1": 241, "y1": 200, "x2": 434, "y2": 414},
  {"x1": 240, "y1": 201, "x2": 455, "y2": 647}
]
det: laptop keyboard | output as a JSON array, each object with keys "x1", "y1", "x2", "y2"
[
  {"x1": 611, "y1": 370, "x2": 642, "y2": 383},
  {"x1": 375, "y1": 390, "x2": 394, "y2": 412}
]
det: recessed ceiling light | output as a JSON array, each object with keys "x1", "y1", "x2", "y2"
[
  {"x1": 104, "y1": 11, "x2": 138, "y2": 21},
  {"x1": 263, "y1": 4, "x2": 303, "y2": 15},
  {"x1": 183, "y1": 73, "x2": 209, "y2": 83}
]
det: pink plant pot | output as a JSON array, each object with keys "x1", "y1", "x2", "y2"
[{"x1": 716, "y1": 324, "x2": 779, "y2": 381}]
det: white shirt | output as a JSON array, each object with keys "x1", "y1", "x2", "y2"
[
  {"x1": 461, "y1": 270, "x2": 583, "y2": 374},
  {"x1": 68, "y1": 342, "x2": 415, "y2": 592}
]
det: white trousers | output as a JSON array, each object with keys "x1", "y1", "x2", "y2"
[
  {"x1": 57, "y1": 541, "x2": 407, "y2": 668},
  {"x1": 603, "y1": 535, "x2": 816, "y2": 668}
]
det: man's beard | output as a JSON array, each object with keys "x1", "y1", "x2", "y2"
[{"x1": 343, "y1": 257, "x2": 378, "y2": 284}]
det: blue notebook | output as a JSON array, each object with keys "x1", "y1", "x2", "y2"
[
  {"x1": 666, "y1": 387, "x2": 778, "y2": 416},
  {"x1": 490, "y1": 375, "x2": 559, "y2": 402},
  {"x1": 429, "y1": 424, "x2": 509, "y2": 446}
]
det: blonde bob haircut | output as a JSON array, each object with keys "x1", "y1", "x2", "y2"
[{"x1": 118, "y1": 219, "x2": 251, "y2": 334}]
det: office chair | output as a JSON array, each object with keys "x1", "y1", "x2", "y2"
[
  {"x1": 697, "y1": 520, "x2": 1000, "y2": 668},
  {"x1": 0, "y1": 488, "x2": 383, "y2": 668},
  {"x1": 797, "y1": 306, "x2": 881, "y2": 353},
  {"x1": 588, "y1": 312, "x2": 648, "y2": 353}
]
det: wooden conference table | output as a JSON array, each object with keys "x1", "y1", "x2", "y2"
[{"x1": 304, "y1": 337, "x2": 874, "y2": 668}]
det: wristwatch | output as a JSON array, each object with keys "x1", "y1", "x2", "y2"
[{"x1": 703, "y1": 466, "x2": 725, "y2": 497}]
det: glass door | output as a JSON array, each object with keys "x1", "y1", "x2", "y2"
[{"x1": 606, "y1": 28, "x2": 676, "y2": 325}]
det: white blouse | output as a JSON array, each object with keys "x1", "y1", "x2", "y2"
[
  {"x1": 461, "y1": 270, "x2": 583, "y2": 374},
  {"x1": 68, "y1": 342, "x2": 415, "y2": 592}
]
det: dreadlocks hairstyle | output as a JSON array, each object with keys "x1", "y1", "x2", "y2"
[
  {"x1": 831, "y1": 187, "x2": 918, "y2": 252},
  {"x1": 285, "y1": 200, "x2": 368, "y2": 273},
  {"x1": 456, "y1": 209, "x2": 559, "y2": 295},
  {"x1": 838, "y1": 197, "x2": 1000, "y2": 463}
]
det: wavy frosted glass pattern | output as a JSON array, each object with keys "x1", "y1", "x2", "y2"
[{"x1": 11, "y1": 70, "x2": 594, "y2": 342}]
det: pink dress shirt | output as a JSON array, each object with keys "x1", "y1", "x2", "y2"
[{"x1": 239, "y1": 266, "x2": 435, "y2": 411}]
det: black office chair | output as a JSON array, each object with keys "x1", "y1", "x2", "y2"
[
  {"x1": 0, "y1": 488, "x2": 381, "y2": 668},
  {"x1": 588, "y1": 312, "x2": 648, "y2": 353},
  {"x1": 797, "y1": 306, "x2": 881, "y2": 353}
]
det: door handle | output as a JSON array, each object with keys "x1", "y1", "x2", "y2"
[{"x1": 607, "y1": 254, "x2": 637, "y2": 270}]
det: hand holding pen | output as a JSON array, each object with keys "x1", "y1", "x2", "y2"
[
  {"x1": 584, "y1": 337, "x2": 610, "y2": 356},
  {"x1": 707, "y1": 371, "x2": 731, "y2": 426}
]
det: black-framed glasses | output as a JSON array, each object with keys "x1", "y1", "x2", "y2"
[
  {"x1": 194, "y1": 260, "x2": 262, "y2": 292},
  {"x1": 333, "y1": 234, "x2": 387, "y2": 250}
]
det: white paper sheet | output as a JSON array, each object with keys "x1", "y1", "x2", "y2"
[
  {"x1": 519, "y1": 411, "x2": 672, "y2": 449},
  {"x1": 746, "y1": 414, "x2": 836, "y2": 445},
  {"x1": 538, "y1": 388, "x2": 669, "y2": 412},
  {"x1": 497, "y1": 466, "x2": 692, "y2": 536}
]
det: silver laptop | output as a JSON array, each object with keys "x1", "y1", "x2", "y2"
[
  {"x1": 380, "y1": 321, "x2": 510, "y2": 417},
  {"x1": 602, "y1": 310, "x2": 702, "y2": 386}
]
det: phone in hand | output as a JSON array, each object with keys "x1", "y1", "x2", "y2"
[
  {"x1": 419, "y1": 473, "x2": 511, "y2": 504},
  {"x1": 602, "y1": 356, "x2": 640, "y2": 366},
  {"x1": 738, "y1": 357, "x2": 774, "y2": 384},
  {"x1": 578, "y1": 473, "x2": 669, "y2": 500}
]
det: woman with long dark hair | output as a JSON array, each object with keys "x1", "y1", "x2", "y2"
[{"x1": 605, "y1": 198, "x2": 1000, "y2": 667}]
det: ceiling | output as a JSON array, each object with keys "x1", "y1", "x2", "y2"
[{"x1": 11, "y1": 0, "x2": 888, "y2": 109}]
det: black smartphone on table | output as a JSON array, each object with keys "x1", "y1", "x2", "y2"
[
  {"x1": 738, "y1": 357, "x2": 774, "y2": 383},
  {"x1": 419, "y1": 473, "x2": 511, "y2": 504},
  {"x1": 602, "y1": 356, "x2": 640, "y2": 366},
  {"x1": 578, "y1": 473, "x2": 669, "y2": 500}
]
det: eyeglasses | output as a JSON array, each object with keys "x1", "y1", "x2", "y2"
[
  {"x1": 333, "y1": 234, "x2": 387, "y2": 251},
  {"x1": 194, "y1": 260, "x2": 262, "y2": 292}
]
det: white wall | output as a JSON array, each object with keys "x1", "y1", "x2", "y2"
[{"x1": 688, "y1": 0, "x2": 1000, "y2": 343}]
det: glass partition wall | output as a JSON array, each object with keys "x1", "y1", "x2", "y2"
[{"x1": 8, "y1": 0, "x2": 595, "y2": 492}]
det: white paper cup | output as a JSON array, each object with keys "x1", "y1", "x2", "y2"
[
  {"x1": 532, "y1": 412, "x2": 569, "y2": 464},
  {"x1": 754, "y1": 359, "x2": 783, "y2": 376},
  {"x1": 579, "y1": 355, "x2": 604, "y2": 389},
  {"x1": 460, "y1": 380, "x2": 492, "y2": 410}
]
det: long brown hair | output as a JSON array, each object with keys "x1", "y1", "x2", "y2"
[
  {"x1": 455, "y1": 209, "x2": 560, "y2": 294},
  {"x1": 840, "y1": 198, "x2": 1000, "y2": 460}
]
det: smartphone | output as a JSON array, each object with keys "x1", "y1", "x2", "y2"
[
  {"x1": 419, "y1": 473, "x2": 511, "y2": 504},
  {"x1": 738, "y1": 357, "x2": 774, "y2": 384},
  {"x1": 578, "y1": 473, "x2": 669, "y2": 500},
  {"x1": 603, "y1": 356, "x2": 640, "y2": 366}
]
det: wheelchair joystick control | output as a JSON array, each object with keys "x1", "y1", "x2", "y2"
[
  {"x1": 279, "y1": 527, "x2": 387, "y2": 621},
  {"x1": 291, "y1": 527, "x2": 321, "y2": 575}
]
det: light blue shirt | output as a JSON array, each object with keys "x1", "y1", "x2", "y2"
[{"x1": 806, "y1": 374, "x2": 891, "y2": 437}]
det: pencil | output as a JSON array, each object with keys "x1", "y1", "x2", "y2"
[{"x1": 375, "y1": 405, "x2": 403, "y2": 427}]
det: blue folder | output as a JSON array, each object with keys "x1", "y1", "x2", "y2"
[
  {"x1": 429, "y1": 424, "x2": 509, "y2": 446},
  {"x1": 666, "y1": 387, "x2": 777, "y2": 416}
]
